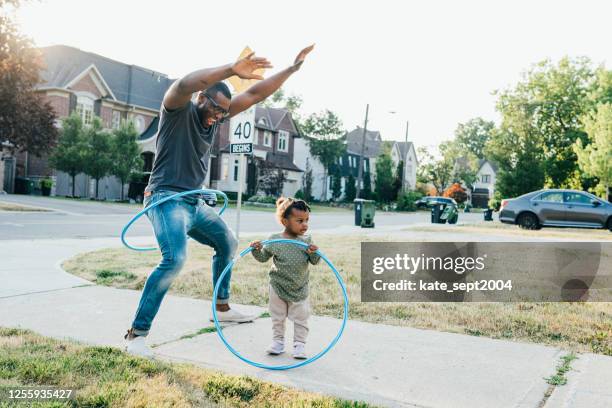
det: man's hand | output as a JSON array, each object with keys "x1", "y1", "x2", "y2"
[
  {"x1": 291, "y1": 44, "x2": 315, "y2": 72},
  {"x1": 232, "y1": 52, "x2": 273, "y2": 80},
  {"x1": 306, "y1": 244, "x2": 318, "y2": 254},
  {"x1": 250, "y1": 240, "x2": 263, "y2": 251}
]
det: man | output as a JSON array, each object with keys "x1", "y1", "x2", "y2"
[{"x1": 124, "y1": 45, "x2": 314, "y2": 358}]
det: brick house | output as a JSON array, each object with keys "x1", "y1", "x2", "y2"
[
  {"x1": 210, "y1": 106, "x2": 303, "y2": 198},
  {"x1": 9, "y1": 45, "x2": 172, "y2": 198}
]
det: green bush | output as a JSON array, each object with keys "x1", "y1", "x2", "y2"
[
  {"x1": 247, "y1": 195, "x2": 277, "y2": 204},
  {"x1": 488, "y1": 198, "x2": 501, "y2": 211},
  {"x1": 396, "y1": 190, "x2": 424, "y2": 212},
  {"x1": 41, "y1": 178, "x2": 53, "y2": 189}
]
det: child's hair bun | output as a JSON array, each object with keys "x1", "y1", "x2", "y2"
[{"x1": 276, "y1": 196, "x2": 293, "y2": 208}]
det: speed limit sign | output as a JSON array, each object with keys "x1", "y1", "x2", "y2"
[{"x1": 229, "y1": 106, "x2": 255, "y2": 154}]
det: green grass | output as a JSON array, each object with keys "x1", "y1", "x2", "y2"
[
  {"x1": 545, "y1": 353, "x2": 578, "y2": 386},
  {"x1": 62, "y1": 234, "x2": 612, "y2": 357},
  {"x1": 0, "y1": 327, "x2": 375, "y2": 407}
]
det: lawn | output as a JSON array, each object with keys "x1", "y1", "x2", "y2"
[
  {"x1": 63, "y1": 234, "x2": 612, "y2": 357},
  {"x1": 0, "y1": 201, "x2": 48, "y2": 212},
  {"x1": 0, "y1": 327, "x2": 372, "y2": 408}
]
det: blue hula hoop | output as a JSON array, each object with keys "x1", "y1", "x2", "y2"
[
  {"x1": 212, "y1": 238, "x2": 349, "y2": 370},
  {"x1": 121, "y1": 190, "x2": 349, "y2": 369},
  {"x1": 120, "y1": 189, "x2": 228, "y2": 251}
]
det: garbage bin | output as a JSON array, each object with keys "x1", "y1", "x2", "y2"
[
  {"x1": 14, "y1": 177, "x2": 34, "y2": 195},
  {"x1": 353, "y1": 198, "x2": 365, "y2": 226},
  {"x1": 360, "y1": 199, "x2": 376, "y2": 228},
  {"x1": 431, "y1": 203, "x2": 442, "y2": 223},
  {"x1": 484, "y1": 208, "x2": 493, "y2": 221}
]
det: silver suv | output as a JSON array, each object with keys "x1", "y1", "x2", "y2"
[{"x1": 499, "y1": 189, "x2": 612, "y2": 231}]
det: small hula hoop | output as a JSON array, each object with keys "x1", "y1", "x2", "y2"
[
  {"x1": 212, "y1": 238, "x2": 349, "y2": 370},
  {"x1": 121, "y1": 189, "x2": 229, "y2": 251}
]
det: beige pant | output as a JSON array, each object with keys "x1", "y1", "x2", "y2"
[{"x1": 269, "y1": 284, "x2": 310, "y2": 344}]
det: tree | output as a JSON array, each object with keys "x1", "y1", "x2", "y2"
[
  {"x1": 495, "y1": 57, "x2": 596, "y2": 189},
  {"x1": 301, "y1": 158, "x2": 314, "y2": 201},
  {"x1": 454, "y1": 118, "x2": 495, "y2": 160},
  {"x1": 363, "y1": 171, "x2": 373, "y2": 199},
  {"x1": 331, "y1": 169, "x2": 342, "y2": 201},
  {"x1": 392, "y1": 159, "x2": 403, "y2": 199},
  {"x1": 443, "y1": 183, "x2": 468, "y2": 204},
  {"x1": 49, "y1": 114, "x2": 88, "y2": 197},
  {"x1": 416, "y1": 146, "x2": 453, "y2": 195},
  {"x1": 573, "y1": 103, "x2": 612, "y2": 199},
  {"x1": 111, "y1": 121, "x2": 143, "y2": 201},
  {"x1": 440, "y1": 139, "x2": 479, "y2": 189},
  {"x1": 345, "y1": 174, "x2": 356, "y2": 202},
  {"x1": 0, "y1": 0, "x2": 58, "y2": 156},
  {"x1": 374, "y1": 147, "x2": 396, "y2": 203},
  {"x1": 83, "y1": 117, "x2": 113, "y2": 199},
  {"x1": 301, "y1": 110, "x2": 346, "y2": 200},
  {"x1": 262, "y1": 88, "x2": 304, "y2": 124},
  {"x1": 259, "y1": 161, "x2": 286, "y2": 197}
]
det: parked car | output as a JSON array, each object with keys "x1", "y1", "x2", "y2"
[
  {"x1": 499, "y1": 189, "x2": 612, "y2": 231},
  {"x1": 415, "y1": 196, "x2": 457, "y2": 209}
]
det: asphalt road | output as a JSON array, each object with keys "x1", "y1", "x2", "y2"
[{"x1": 0, "y1": 194, "x2": 484, "y2": 240}]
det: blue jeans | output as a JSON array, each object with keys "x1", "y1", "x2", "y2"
[{"x1": 131, "y1": 190, "x2": 238, "y2": 336}]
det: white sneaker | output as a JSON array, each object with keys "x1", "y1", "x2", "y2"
[
  {"x1": 266, "y1": 340, "x2": 285, "y2": 355},
  {"x1": 124, "y1": 336, "x2": 155, "y2": 359},
  {"x1": 209, "y1": 308, "x2": 255, "y2": 323},
  {"x1": 292, "y1": 342, "x2": 307, "y2": 359}
]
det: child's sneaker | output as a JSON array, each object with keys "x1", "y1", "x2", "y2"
[
  {"x1": 292, "y1": 342, "x2": 307, "y2": 359},
  {"x1": 266, "y1": 340, "x2": 285, "y2": 355},
  {"x1": 124, "y1": 328, "x2": 154, "y2": 359}
]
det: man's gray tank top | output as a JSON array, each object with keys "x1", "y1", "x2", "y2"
[{"x1": 145, "y1": 101, "x2": 218, "y2": 194}]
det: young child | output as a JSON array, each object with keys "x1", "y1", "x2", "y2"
[{"x1": 250, "y1": 197, "x2": 320, "y2": 359}]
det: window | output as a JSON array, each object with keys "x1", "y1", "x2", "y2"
[
  {"x1": 263, "y1": 131, "x2": 271, "y2": 147},
  {"x1": 233, "y1": 159, "x2": 239, "y2": 182},
  {"x1": 76, "y1": 96, "x2": 94, "y2": 125},
  {"x1": 564, "y1": 192, "x2": 592, "y2": 204},
  {"x1": 277, "y1": 130, "x2": 289, "y2": 152},
  {"x1": 133, "y1": 115, "x2": 145, "y2": 133},
  {"x1": 481, "y1": 174, "x2": 491, "y2": 183},
  {"x1": 536, "y1": 192, "x2": 563, "y2": 203},
  {"x1": 222, "y1": 156, "x2": 229, "y2": 180},
  {"x1": 339, "y1": 156, "x2": 343, "y2": 166},
  {"x1": 364, "y1": 160, "x2": 368, "y2": 172},
  {"x1": 112, "y1": 111, "x2": 121, "y2": 129}
]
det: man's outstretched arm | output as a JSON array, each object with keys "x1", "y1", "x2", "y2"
[
  {"x1": 229, "y1": 45, "x2": 314, "y2": 117},
  {"x1": 163, "y1": 54, "x2": 273, "y2": 111}
]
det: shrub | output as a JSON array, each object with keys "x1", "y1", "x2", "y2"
[
  {"x1": 488, "y1": 198, "x2": 500, "y2": 211},
  {"x1": 396, "y1": 190, "x2": 424, "y2": 211}
]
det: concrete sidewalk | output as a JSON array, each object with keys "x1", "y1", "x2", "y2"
[{"x1": 1, "y1": 237, "x2": 611, "y2": 408}]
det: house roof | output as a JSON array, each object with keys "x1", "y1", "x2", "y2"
[
  {"x1": 478, "y1": 159, "x2": 499, "y2": 173},
  {"x1": 255, "y1": 106, "x2": 299, "y2": 134},
  {"x1": 394, "y1": 141, "x2": 413, "y2": 159},
  {"x1": 38, "y1": 45, "x2": 173, "y2": 111},
  {"x1": 138, "y1": 116, "x2": 159, "y2": 141},
  {"x1": 345, "y1": 126, "x2": 382, "y2": 158},
  {"x1": 265, "y1": 152, "x2": 303, "y2": 172}
]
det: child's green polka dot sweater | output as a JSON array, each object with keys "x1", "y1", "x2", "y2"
[{"x1": 251, "y1": 232, "x2": 321, "y2": 302}]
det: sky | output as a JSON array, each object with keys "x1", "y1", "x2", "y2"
[{"x1": 13, "y1": 0, "x2": 612, "y2": 153}]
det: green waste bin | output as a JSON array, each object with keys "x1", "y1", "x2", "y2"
[{"x1": 360, "y1": 199, "x2": 376, "y2": 228}]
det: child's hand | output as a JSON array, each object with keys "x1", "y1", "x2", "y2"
[
  {"x1": 250, "y1": 240, "x2": 263, "y2": 251},
  {"x1": 306, "y1": 244, "x2": 318, "y2": 254}
]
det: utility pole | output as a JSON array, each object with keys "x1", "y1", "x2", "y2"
[{"x1": 356, "y1": 104, "x2": 369, "y2": 198}]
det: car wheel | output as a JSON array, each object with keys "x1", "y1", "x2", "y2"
[{"x1": 517, "y1": 212, "x2": 539, "y2": 230}]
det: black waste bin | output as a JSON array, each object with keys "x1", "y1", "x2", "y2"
[
  {"x1": 431, "y1": 203, "x2": 442, "y2": 223},
  {"x1": 484, "y1": 208, "x2": 493, "y2": 221},
  {"x1": 353, "y1": 198, "x2": 364, "y2": 226}
]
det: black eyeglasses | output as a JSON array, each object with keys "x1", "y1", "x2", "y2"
[{"x1": 204, "y1": 93, "x2": 230, "y2": 122}]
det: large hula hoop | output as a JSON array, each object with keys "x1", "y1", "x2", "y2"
[
  {"x1": 121, "y1": 189, "x2": 229, "y2": 251},
  {"x1": 212, "y1": 239, "x2": 349, "y2": 370}
]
